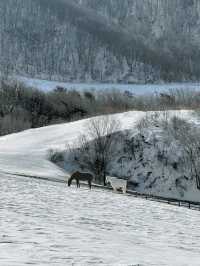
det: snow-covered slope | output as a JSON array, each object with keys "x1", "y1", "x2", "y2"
[
  {"x1": 0, "y1": 112, "x2": 143, "y2": 180},
  {"x1": 0, "y1": 110, "x2": 199, "y2": 202},
  {"x1": 1, "y1": 175, "x2": 200, "y2": 266}
]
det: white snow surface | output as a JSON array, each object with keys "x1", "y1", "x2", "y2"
[
  {"x1": 1, "y1": 175, "x2": 200, "y2": 266},
  {"x1": 16, "y1": 76, "x2": 200, "y2": 95},
  {"x1": 0, "y1": 111, "x2": 144, "y2": 180}
]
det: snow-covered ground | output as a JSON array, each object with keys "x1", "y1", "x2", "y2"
[
  {"x1": 1, "y1": 110, "x2": 200, "y2": 202},
  {"x1": 1, "y1": 175, "x2": 200, "y2": 266},
  {"x1": 0, "y1": 111, "x2": 144, "y2": 180},
  {"x1": 16, "y1": 76, "x2": 200, "y2": 95}
]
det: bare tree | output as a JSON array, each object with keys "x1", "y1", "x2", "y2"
[
  {"x1": 164, "y1": 116, "x2": 200, "y2": 190},
  {"x1": 179, "y1": 128, "x2": 200, "y2": 190},
  {"x1": 75, "y1": 115, "x2": 121, "y2": 185}
]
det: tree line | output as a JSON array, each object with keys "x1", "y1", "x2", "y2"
[{"x1": 2, "y1": 78, "x2": 200, "y2": 136}]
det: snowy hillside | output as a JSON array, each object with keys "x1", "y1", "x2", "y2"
[
  {"x1": 1, "y1": 175, "x2": 200, "y2": 266},
  {"x1": 0, "y1": 112, "x2": 142, "y2": 179},
  {"x1": 0, "y1": 110, "x2": 200, "y2": 202}
]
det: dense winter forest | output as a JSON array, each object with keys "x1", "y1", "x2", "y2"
[{"x1": 1, "y1": 0, "x2": 200, "y2": 83}]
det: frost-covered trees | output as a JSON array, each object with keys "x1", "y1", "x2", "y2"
[
  {"x1": 0, "y1": 0, "x2": 158, "y2": 83},
  {"x1": 73, "y1": 116, "x2": 121, "y2": 184},
  {"x1": 1, "y1": 0, "x2": 200, "y2": 82},
  {"x1": 137, "y1": 112, "x2": 200, "y2": 190},
  {"x1": 169, "y1": 118, "x2": 200, "y2": 190}
]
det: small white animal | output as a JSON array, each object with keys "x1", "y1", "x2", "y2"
[{"x1": 106, "y1": 176, "x2": 127, "y2": 194}]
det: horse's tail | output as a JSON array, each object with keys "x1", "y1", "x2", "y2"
[{"x1": 88, "y1": 179, "x2": 92, "y2": 189}]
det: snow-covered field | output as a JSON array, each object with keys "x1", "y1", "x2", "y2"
[
  {"x1": 1, "y1": 107, "x2": 200, "y2": 265},
  {"x1": 1, "y1": 175, "x2": 200, "y2": 266},
  {"x1": 16, "y1": 76, "x2": 200, "y2": 95}
]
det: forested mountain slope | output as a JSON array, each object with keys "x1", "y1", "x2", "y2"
[{"x1": 1, "y1": 0, "x2": 200, "y2": 83}]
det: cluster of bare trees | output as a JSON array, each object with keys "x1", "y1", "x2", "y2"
[
  {"x1": 166, "y1": 117, "x2": 200, "y2": 190},
  {"x1": 0, "y1": 82, "x2": 86, "y2": 135},
  {"x1": 137, "y1": 112, "x2": 200, "y2": 190},
  {"x1": 68, "y1": 116, "x2": 120, "y2": 185},
  {"x1": 0, "y1": 80, "x2": 134, "y2": 136}
]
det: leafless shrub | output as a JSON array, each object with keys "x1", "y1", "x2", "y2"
[
  {"x1": 136, "y1": 111, "x2": 169, "y2": 132},
  {"x1": 48, "y1": 149, "x2": 64, "y2": 163}
]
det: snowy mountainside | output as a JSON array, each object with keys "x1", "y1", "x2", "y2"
[
  {"x1": 2, "y1": 0, "x2": 200, "y2": 82},
  {"x1": 0, "y1": 110, "x2": 199, "y2": 202},
  {"x1": 0, "y1": 0, "x2": 160, "y2": 83}
]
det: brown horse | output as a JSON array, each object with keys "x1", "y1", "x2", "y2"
[{"x1": 68, "y1": 171, "x2": 93, "y2": 189}]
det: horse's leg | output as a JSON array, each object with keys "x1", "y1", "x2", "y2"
[
  {"x1": 68, "y1": 177, "x2": 72, "y2": 187},
  {"x1": 122, "y1": 186, "x2": 126, "y2": 194},
  {"x1": 88, "y1": 180, "x2": 92, "y2": 189},
  {"x1": 113, "y1": 185, "x2": 117, "y2": 193},
  {"x1": 76, "y1": 178, "x2": 79, "y2": 188}
]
